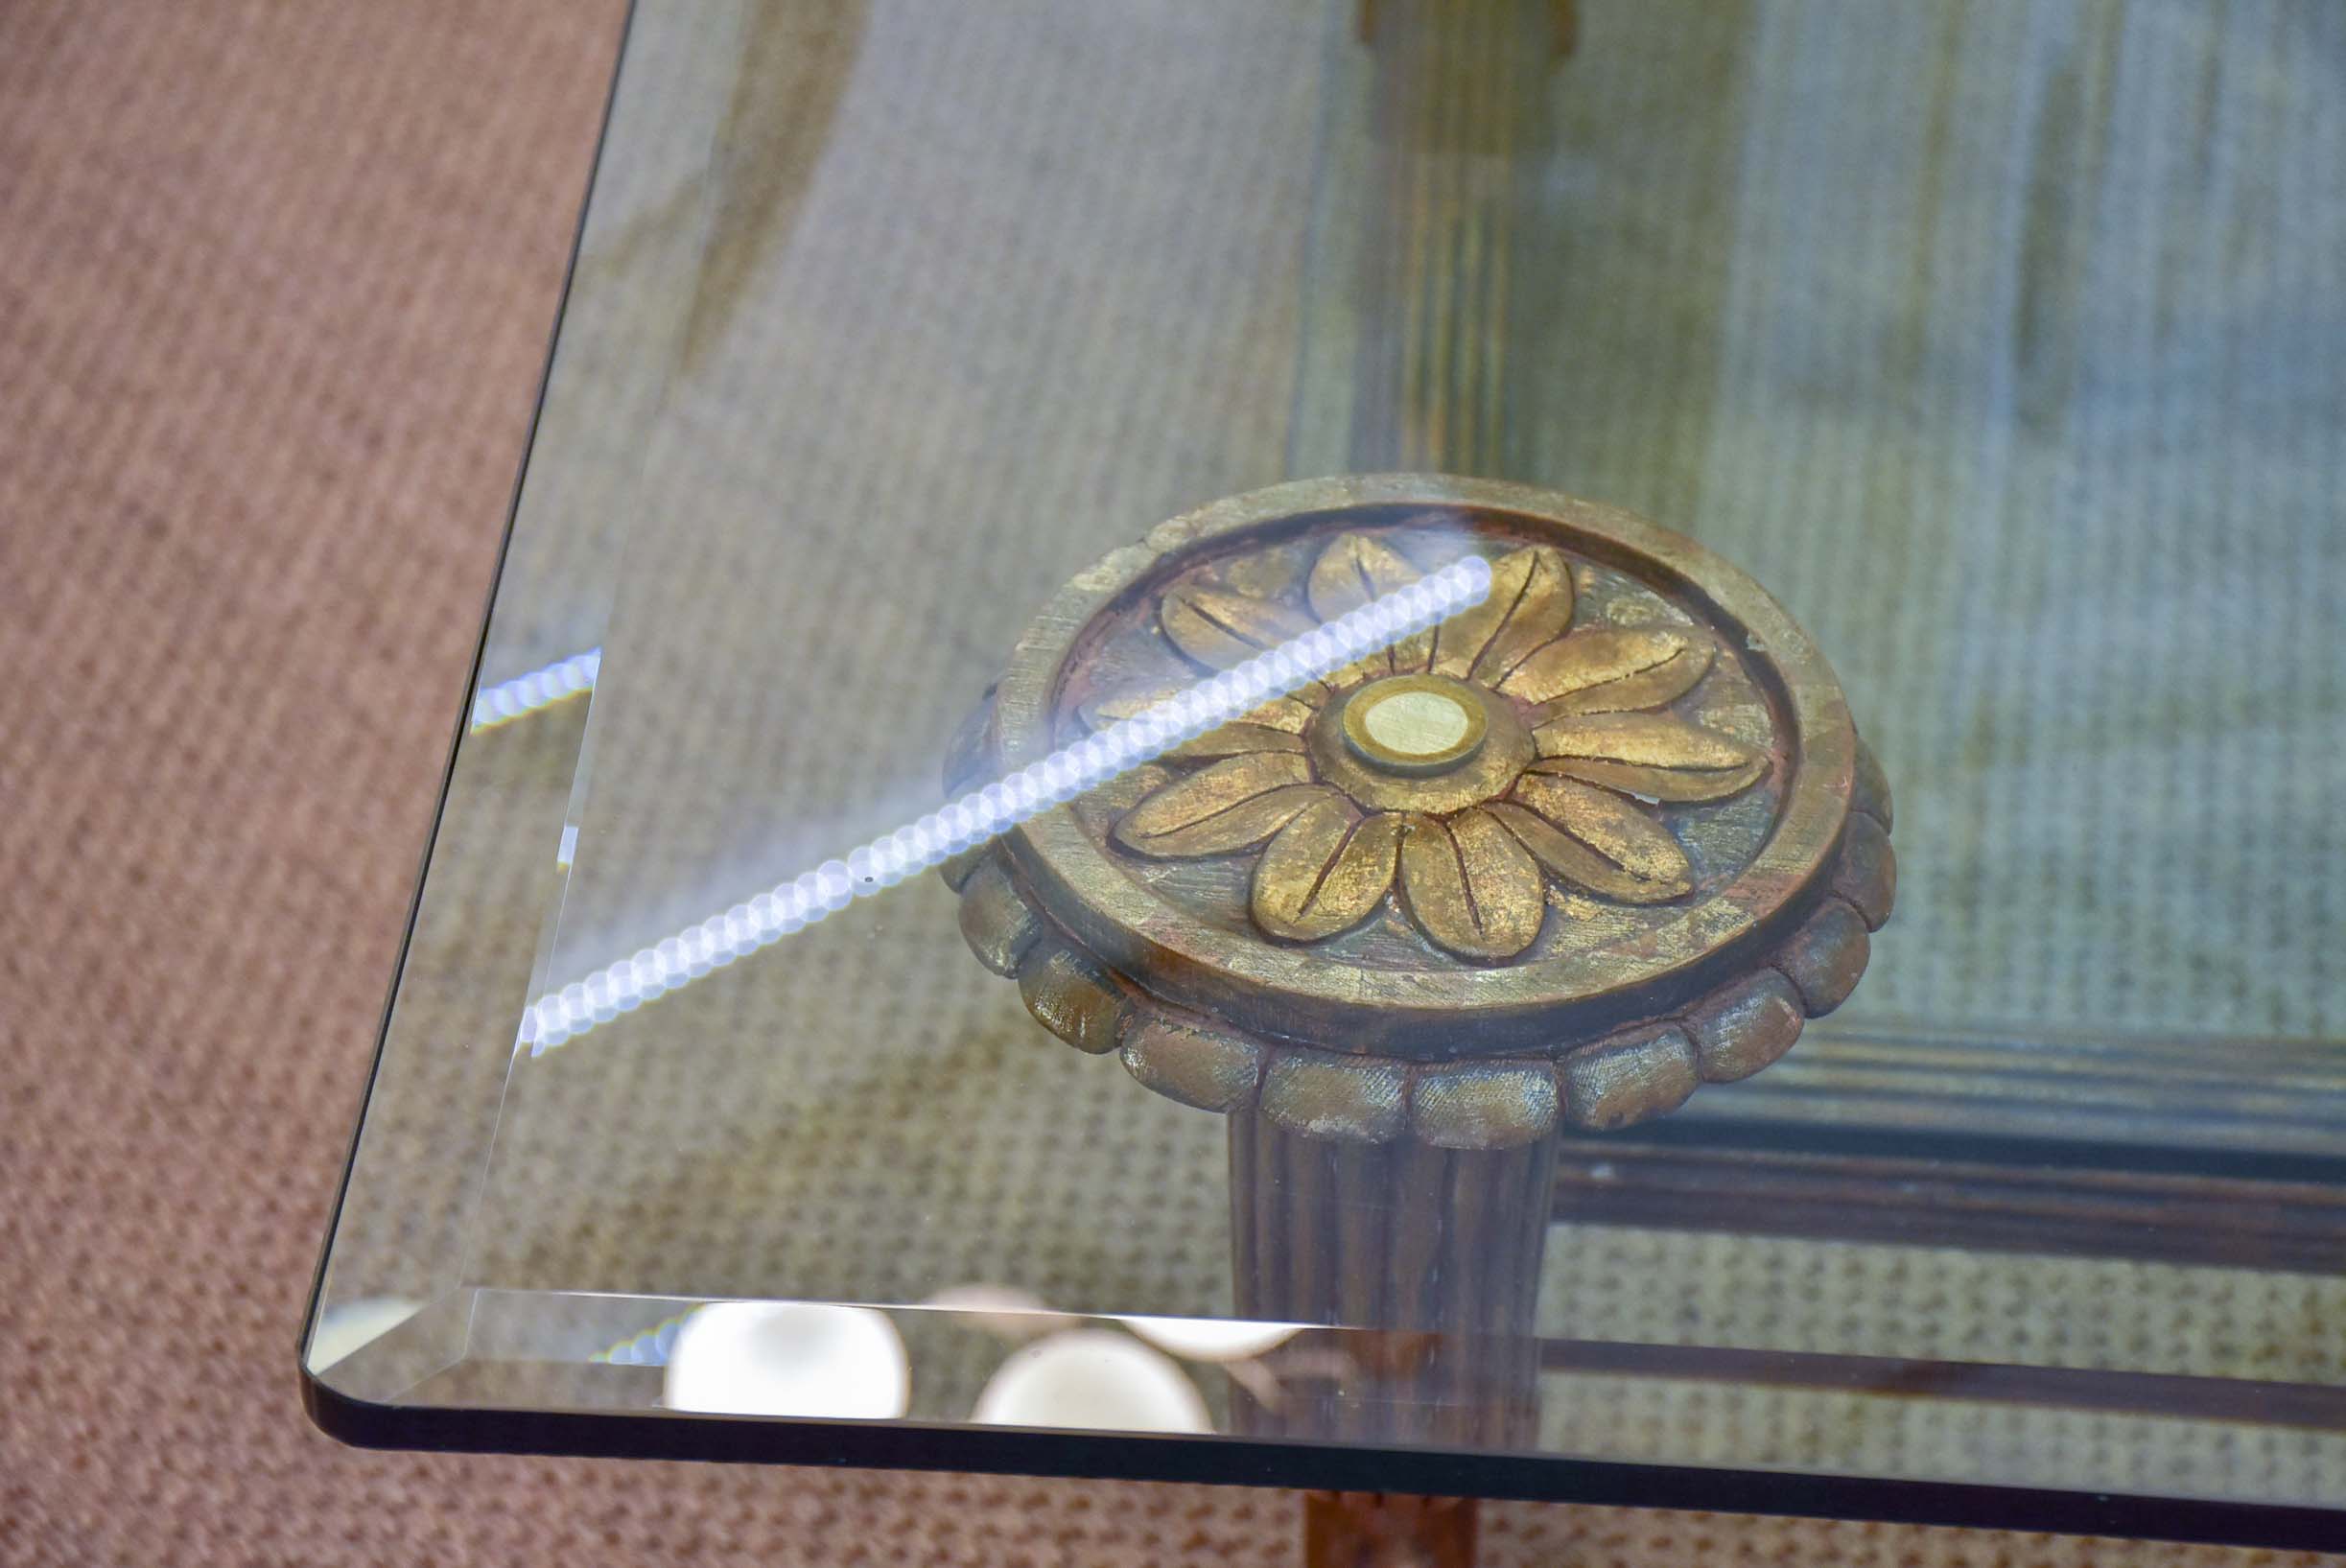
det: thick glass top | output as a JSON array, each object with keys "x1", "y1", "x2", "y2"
[{"x1": 306, "y1": 0, "x2": 2346, "y2": 1542}]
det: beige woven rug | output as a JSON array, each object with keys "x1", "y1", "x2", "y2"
[{"x1": 4, "y1": 0, "x2": 2340, "y2": 1562}]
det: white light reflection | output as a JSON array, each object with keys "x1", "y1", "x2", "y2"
[
  {"x1": 519, "y1": 555, "x2": 1493, "y2": 1054},
  {"x1": 971, "y1": 1328, "x2": 1211, "y2": 1434},
  {"x1": 470, "y1": 648, "x2": 601, "y2": 730},
  {"x1": 306, "y1": 1296, "x2": 423, "y2": 1374},
  {"x1": 921, "y1": 1284, "x2": 1067, "y2": 1342},
  {"x1": 1119, "y1": 1314, "x2": 1302, "y2": 1363},
  {"x1": 662, "y1": 1302, "x2": 910, "y2": 1419}
]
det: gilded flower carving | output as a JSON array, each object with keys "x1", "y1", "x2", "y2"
[{"x1": 1095, "y1": 532, "x2": 1770, "y2": 962}]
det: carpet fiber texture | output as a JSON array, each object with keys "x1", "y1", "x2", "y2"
[{"x1": 1, "y1": 1, "x2": 2340, "y2": 1564}]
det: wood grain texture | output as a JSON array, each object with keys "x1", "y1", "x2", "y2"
[{"x1": 1228, "y1": 1112, "x2": 1559, "y2": 1450}]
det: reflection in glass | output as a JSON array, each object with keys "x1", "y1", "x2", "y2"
[
  {"x1": 663, "y1": 1302, "x2": 910, "y2": 1420},
  {"x1": 519, "y1": 555, "x2": 1492, "y2": 1052},
  {"x1": 305, "y1": 1296, "x2": 421, "y2": 1374},
  {"x1": 469, "y1": 648, "x2": 601, "y2": 732},
  {"x1": 971, "y1": 1329, "x2": 1211, "y2": 1435},
  {"x1": 1120, "y1": 1315, "x2": 1301, "y2": 1364}
]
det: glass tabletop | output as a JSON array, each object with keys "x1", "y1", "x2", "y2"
[{"x1": 305, "y1": 0, "x2": 2346, "y2": 1546}]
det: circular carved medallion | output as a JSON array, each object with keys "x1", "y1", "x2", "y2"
[{"x1": 950, "y1": 477, "x2": 1894, "y2": 1144}]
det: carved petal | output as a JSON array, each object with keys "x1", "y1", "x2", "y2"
[
  {"x1": 1252, "y1": 801, "x2": 1403, "y2": 942},
  {"x1": 1410, "y1": 1060, "x2": 1559, "y2": 1150},
  {"x1": 1398, "y1": 808, "x2": 1545, "y2": 960},
  {"x1": 1161, "y1": 586, "x2": 1318, "y2": 670},
  {"x1": 1308, "y1": 533, "x2": 1423, "y2": 619},
  {"x1": 1017, "y1": 941, "x2": 1126, "y2": 1055},
  {"x1": 1532, "y1": 713, "x2": 1768, "y2": 802},
  {"x1": 1262, "y1": 1049, "x2": 1409, "y2": 1143},
  {"x1": 1079, "y1": 683, "x2": 1181, "y2": 731},
  {"x1": 1240, "y1": 693, "x2": 1321, "y2": 732},
  {"x1": 1429, "y1": 546, "x2": 1573, "y2": 684},
  {"x1": 1114, "y1": 753, "x2": 1322, "y2": 857},
  {"x1": 957, "y1": 854, "x2": 1041, "y2": 975},
  {"x1": 1122, "y1": 1017, "x2": 1263, "y2": 1112},
  {"x1": 1308, "y1": 533, "x2": 1432, "y2": 682},
  {"x1": 1776, "y1": 900, "x2": 1870, "y2": 1014},
  {"x1": 1559, "y1": 1025, "x2": 1700, "y2": 1130},
  {"x1": 1685, "y1": 971, "x2": 1804, "y2": 1084},
  {"x1": 1503, "y1": 627, "x2": 1714, "y2": 714},
  {"x1": 1386, "y1": 624, "x2": 1436, "y2": 677},
  {"x1": 1493, "y1": 780, "x2": 1692, "y2": 903},
  {"x1": 1164, "y1": 722, "x2": 1309, "y2": 761},
  {"x1": 1087, "y1": 689, "x2": 1316, "y2": 757}
]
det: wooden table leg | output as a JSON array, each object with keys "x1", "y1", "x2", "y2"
[
  {"x1": 1304, "y1": 1491, "x2": 1479, "y2": 1568},
  {"x1": 1230, "y1": 1109, "x2": 1559, "y2": 1449}
]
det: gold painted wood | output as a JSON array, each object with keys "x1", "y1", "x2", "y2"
[
  {"x1": 1397, "y1": 807, "x2": 1545, "y2": 961},
  {"x1": 1428, "y1": 543, "x2": 1570, "y2": 681},
  {"x1": 949, "y1": 480, "x2": 1890, "y2": 1486},
  {"x1": 1529, "y1": 713, "x2": 1770, "y2": 802},
  {"x1": 1161, "y1": 585, "x2": 1321, "y2": 669},
  {"x1": 1110, "y1": 754, "x2": 1321, "y2": 856},
  {"x1": 1501, "y1": 625, "x2": 1714, "y2": 712},
  {"x1": 1338, "y1": 673, "x2": 1489, "y2": 773},
  {"x1": 1113, "y1": 521, "x2": 1769, "y2": 971},
  {"x1": 1253, "y1": 800, "x2": 1404, "y2": 944},
  {"x1": 1486, "y1": 789, "x2": 1693, "y2": 904},
  {"x1": 960, "y1": 474, "x2": 1888, "y2": 1137}
]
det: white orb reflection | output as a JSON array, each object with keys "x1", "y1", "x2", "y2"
[
  {"x1": 663, "y1": 1302, "x2": 910, "y2": 1420},
  {"x1": 921, "y1": 1283, "x2": 1065, "y2": 1341},
  {"x1": 1118, "y1": 1315, "x2": 1301, "y2": 1364},
  {"x1": 971, "y1": 1329, "x2": 1211, "y2": 1434}
]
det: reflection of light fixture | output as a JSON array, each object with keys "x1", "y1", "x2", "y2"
[
  {"x1": 518, "y1": 558, "x2": 1494, "y2": 1053},
  {"x1": 306, "y1": 1296, "x2": 422, "y2": 1373},
  {"x1": 663, "y1": 1302, "x2": 910, "y2": 1419},
  {"x1": 469, "y1": 648, "x2": 600, "y2": 730},
  {"x1": 972, "y1": 1329, "x2": 1212, "y2": 1434},
  {"x1": 1119, "y1": 1315, "x2": 1301, "y2": 1363},
  {"x1": 921, "y1": 1284, "x2": 1067, "y2": 1341}
]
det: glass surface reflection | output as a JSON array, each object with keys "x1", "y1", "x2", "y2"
[
  {"x1": 304, "y1": 0, "x2": 2346, "y2": 1535},
  {"x1": 664, "y1": 1302, "x2": 910, "y2": 1419}
]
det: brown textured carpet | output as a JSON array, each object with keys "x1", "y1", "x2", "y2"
[{"x1": 0, "y1": 1, "x2": 2338, "y2": 1564}]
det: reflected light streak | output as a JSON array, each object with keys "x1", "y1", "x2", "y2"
[
  {"x1": 519, "y1": 555, "x2": 1494, "y2": 1054},
  {"x1": 470, "y1": 648, "x2": 601, "y2": 730}
]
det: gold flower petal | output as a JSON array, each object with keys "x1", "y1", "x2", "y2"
[
  {"x1": 1085, "y1": 689, "x2": 1317, "y2": 752},
  {"x1": 1531, "y1": 713, "x2": 1768, "y2": 802},
  {"x1": 1114, "y1": 753, "x2": 1321, "y2": 857},
  {"x1": 1309, "y1": 533, "x2": 1433, "y2": 682},
  {"x1": 1493, "y1": 782, "x2": 1693, "y2": 903},
  {"x1": 1164, "y1": 722, "x2": 1310, "y2": 761},
  {"x1": 1309, "y1": 533, "x2": 1429, "y2": 687},
  {"x1": 1308, "y1": 533, "x2": 1423, "y2": 620},
  {"x1": 1241, "y1": 693, "x2": 1321, "y2": 731},
  {"x1": 1252, "y1": 801, "x2": 1403, "y2": 942},
  {"x1": 1161, "y1": 586, "x2": 1319, "y2": 670},
  {"x1": 1502, "y1": 627, "x2": 1715, "y2": 714},
  {"x1": 1429, "y1": 546, "x2": 1573, "y2": 684},
  {"x1": 1079, "y1": 683, "x2": 1183, "y2": 731},
  {"x1": 1116, "y1": 784, "x2": 1329, "y2": 858},
  {"x1": 1398, "y1": 808, "x2": 1545, "y2": 961},
  {"x1": 1388, "y1": 627, "x2": 1436, "y2": 676}
]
